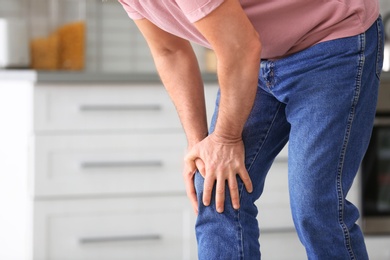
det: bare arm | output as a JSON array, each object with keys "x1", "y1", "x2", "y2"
[
  {"x1": 184, "y1": 0, "x2": 261, "y2": 213},
  {"x1": 194, "y1": 0, "x2": 262, "y2": 141},
  {"x1": 135, "y1": 19, "x2": 208, "y2": 147},
  {"x1": 134, "y1": 19, "x2": 208, "y2": 213},
  {"x1": 135, "y1": 0, "x2": 261, "y2": 214}
]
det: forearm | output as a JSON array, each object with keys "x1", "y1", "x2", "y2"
[
  {"x1": 213, "y1": 41, "x2": 261, "y2": 141},
  {"x1": 152, "y1": 43, "x2": 208, "y2": 147},
  {"x1": 192, "y1": 0, "x2": 262, "y2": 142}
]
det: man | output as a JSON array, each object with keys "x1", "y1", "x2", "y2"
[{"x1": 119, "y1": 0, "x2": 383, "y2": 259}]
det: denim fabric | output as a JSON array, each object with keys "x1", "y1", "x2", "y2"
[{"x1": 194, "y1": 17, "x2": 384, "y2": 260}]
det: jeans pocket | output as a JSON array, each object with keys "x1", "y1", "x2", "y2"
[{"x1": 376, "y1": 16, "x2": 385, "y2": 79}]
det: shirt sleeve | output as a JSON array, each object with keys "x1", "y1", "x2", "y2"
[
  {"x1": 175, "y1": 0, "x2": 225, "y2": 23},
  {"x1": 118, "y1": 0, "x2": 144, "y2": 20}
]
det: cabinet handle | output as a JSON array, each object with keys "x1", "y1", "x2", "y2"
[
  {"x1": 79, "y1": 234, "x2": 162, "y2": 244},
  {"x1": 81, "y1": 160, "x2": 163, "y2": 169},
  {"x1": 79, "y1": 104, "x2": 162, "y2": 112}
]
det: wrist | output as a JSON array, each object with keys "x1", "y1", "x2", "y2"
[
  {"x1": 186, "y1": 133, "x2": 208, "y2": 149},
  {"x1": 211, "y1": 130, "x2": 242, "y2": 144}
]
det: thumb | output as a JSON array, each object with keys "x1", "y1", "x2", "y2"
[{"x1": 184, "y1": 144, "x2": 200, "y2": 166}]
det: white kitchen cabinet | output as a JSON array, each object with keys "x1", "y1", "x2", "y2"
[
  {"x1": 29, "y1": 82, "x2": 219, "y2": 260},
  {"x1": 260, "y1": 231, "x2": 307, "y2": 259},
  {"x1": 34, "y1": 133, "x2": 187, "y2": 197},
  {"x1": 33, "y1": 84, "x2": 181, "y2": 132},
  {"x1": 259, "y1": 233, "x2": 390, "y2": 260},
  {"x1": 256, "y1": 146, "x2": 293, "y2": 231},
  {"x1": 0, "y1": 74, "x2": 35, "y2": 260},
  {"x1": 33, "y1": 196, "x2": 196, "y2": 260},
  {"x1": 2, "y1": 75, "x2": 374, "y2": 259},
  {"x1": 365, "y1": 236, "x2": 390, "y2": 260}
]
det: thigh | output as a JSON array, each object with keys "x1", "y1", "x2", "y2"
[
  {"x1": 272, "y1": 17, "x2": 383, "y2": 259},
  {"x1": 284, "y1": 18, "x2": 382, "y2": 211}
]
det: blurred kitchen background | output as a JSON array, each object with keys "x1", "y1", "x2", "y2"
[
  {"x1": 0, "y1": 0, "x2": 217, "y2": 73},
  {"x1": 0, "y1": 0, "x2": 390, "y2": 259}
]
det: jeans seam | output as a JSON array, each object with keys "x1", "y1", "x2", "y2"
[
  {"x1": 246, "y1": 102, "x2": 284, "y2": 173},
  {"x1": 236, "y1": 100, "x2": 284, "y2": 260},
  {"x1": 376, "y1": 16, "x2": 383, "y2": 79},
  {"x1": 336, "y1": 32, "x2": 365, "y2": 260},
  {"x1": 236, "y1": 209, "x2": 244, "y2": 260}
]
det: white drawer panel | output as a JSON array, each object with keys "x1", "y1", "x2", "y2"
[
  {"x1": 33, "y1": 196, "x2": 197, "y2": 260},
  {"x1": 34, "y1": 84, "x2": 218, "y2": 132},
  {"x1": 260, "y1": 231, "x2": 306, "y2": 259},
  {"x1": 34, "y1": 133, "x2": 187, "y2": 197},
  {"x1": 34, "y1": 84, "x2": 179, "y2": 131},
  {"x1": 256, "y1": 160, "x2": 294, "y2": 230}
]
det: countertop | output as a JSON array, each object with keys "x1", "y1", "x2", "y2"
[
  {"x1": 1, "y1": 69, "x2": 390, "y2": 84},
  {"x1": 0, "y1": 70, "x2": 37, "y2": 82},
  {"x1": 0, "y1": 70, "x2": 218, "y2": 84}
]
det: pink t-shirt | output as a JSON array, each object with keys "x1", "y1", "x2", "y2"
[{"x1": 118, "y1": 0, "x2": 379, "y2": 59}]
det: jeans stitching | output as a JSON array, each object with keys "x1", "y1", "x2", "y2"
[
  {"x1": 336, "y1": 31, "x2": 365, "y2": 260},
  {"x1": 246, "y1": 102, "x2": 284, "y2": 173},
  {"x1": 236, "y1": 209, "x2": 244, "y2": 260},
  {"x1": 376, "y1": 16, "x2": 384, "y2": 79},
  {"x1": 235, "y1": 100, "x2": 284, "y2": 260}
]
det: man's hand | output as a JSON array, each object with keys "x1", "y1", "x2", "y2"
[
  {"x1": 184, "y1": 133, "x2": 253, "y2": 213},
  {"x1": 183, "y1": 156, "x2": 204, "y2": 215}
]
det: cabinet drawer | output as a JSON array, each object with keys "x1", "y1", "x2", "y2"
[
  {"x1": 256, "y1": 149, "x2": 294, "y2": 230},
  {"x1": 260, "y1": 231, "x2": 306, "y2": 259},
  {"x1": 34, "y1": 133, "x2": 187, "y2": 197},
  {"x1": 34, "y1": 84, "x2": 218, "y2": 132},
  {"x1": 33, "y1": 196, "x2": 197, "y2": 260}
]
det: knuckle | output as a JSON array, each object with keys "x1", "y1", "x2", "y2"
[
  {"x1": 240, "y1": 174, "x2": 250, "y2": 182},
  {"x1": 216, "y1": 187, "x2": 225, "y2": 194},
  {"x1": 228, "y1": 181, "x2": 238, "y2": 190},
  {"x1": 230, "y1": 192, "x2": 238, "y2": 200},
  {"x1": 204, "y1": 185, "x2": 213, "y2": 192}
]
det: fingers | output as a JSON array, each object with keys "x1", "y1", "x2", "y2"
[
  {"x1": 187, "y1": 186, "x2": 198, "y2": 213},
  {"x1": 202, "y1": 174, "x2": 214, "y2": 207},
  {"x1": 195, "y1": 158, "x2": 205, "y2": 178},
  {"x1": 215, "y1": 178, "x2": 226, "y2": 213},
  {"x1": 239, "y1": 167, "x2": 253, "y2": 193},
  {"x1": 183, "y1": 158, "x2": 198, "y2": 215},
  {"x1": 183, "y1": 172, "x2": 198, "y2": 214},
  {"x1": 228, "y1": 175, "x2": 240, "y2": 210},
  {"x1": 203, "y1": 172, "x2": 245, "y2": 213},
  {"x1": 184, "y1": 137, "x2": 253, "y2": 214}
]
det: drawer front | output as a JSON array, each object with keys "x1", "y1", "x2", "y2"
[
  {"x1": 34, "y1": 84, "x2": 218, "y2": 132},
  {"x1": 33, "y1": 197, "x2": 197, "y2": 260},
  {"x1": 260, "y1": 231, "x2": 306, "y2": 259},
  {"x1": 34, "y1": 133, "x2": 187, "y2": 197},
  {"x1": 256, "y1": 152, "x2": 294, "y2": 230}
]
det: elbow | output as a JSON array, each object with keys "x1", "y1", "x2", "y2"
[
  {"x1": 217, "y1": 35, "x2": 262, "y2": 72},
  {"x1": 244, "y1": 30, "x2": 262, "y2": 63},
  {"x1": 248, "y1": 36, "x2": 262, "y2": 63}
]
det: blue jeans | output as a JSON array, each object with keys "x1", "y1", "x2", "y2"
[{"x1": 194, "y1": 17, "x2": 384, "y2": 260}]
